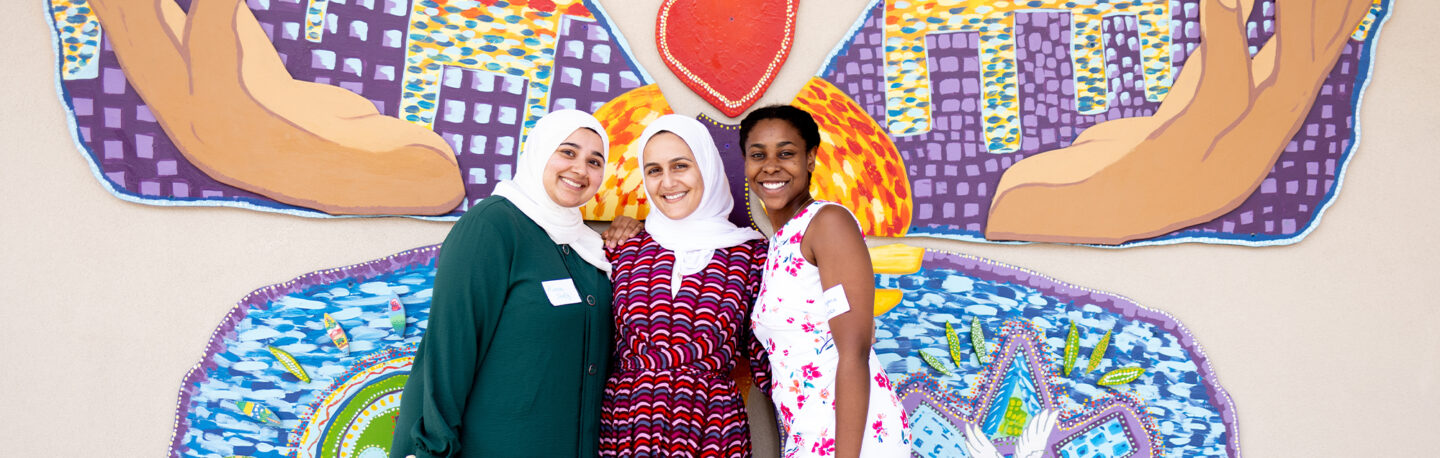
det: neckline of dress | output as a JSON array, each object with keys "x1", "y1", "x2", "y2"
[{"x1": 774, "y1": 200, "x2": 825, "y2": 240}]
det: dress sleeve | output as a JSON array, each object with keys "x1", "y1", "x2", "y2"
[
  {"x1": 405, "y1": 210, "x2": 514, "y2": 457},
  {"x1": 744, "y1": 241, "x2": 773, "y2": 397},
  {"x1": 604, "y1": 239, "x2": 617, "y2": 281}
]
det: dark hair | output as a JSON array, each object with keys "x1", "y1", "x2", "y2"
[{"x1": 738, "y1": 105, "x2": 821, "y2": 153}]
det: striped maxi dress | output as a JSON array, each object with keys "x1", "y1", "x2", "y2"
[{"x1": 599, "y1": 231, "x2": 772, "y2": 457}]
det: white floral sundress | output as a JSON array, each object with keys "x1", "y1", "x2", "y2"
[{"x1": 752, "y1": 201, "x2": 911, "y2": 457}]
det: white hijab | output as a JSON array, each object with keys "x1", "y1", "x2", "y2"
[
  {"x1": 638, "y1": 115, "x2": 763, "y2": 296},
  {"x1": 492, "y1": 109, "x2": 611, "y2": 273}
]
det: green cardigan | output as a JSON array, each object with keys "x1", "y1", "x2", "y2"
[{"x1": 390, "y1": 196, "x2": 614, "y2": 457}]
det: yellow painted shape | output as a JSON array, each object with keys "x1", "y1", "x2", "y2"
[
  {"x1": 869, "y1": 243, "x2": 925, "y2": 275},
  {"x1": 871, "y1": 243, "x2": 923, "y2": 316},
  {"x1": 304, "y1": 0, "x2": 328, "y2": 42},
  {"x1": 1071, "y1": 12, "x2": 1108, "y2": 115},
  {"x1": 51, "y1": 0, "x2": 103, "y2": 80},
  {"x1": 1351, "y1": 0, "x2": 1387, "y2": 41},
  {"x1": 976, "y1": 17, "x2": 1019, "y2": 151},
  {"x1": 581, "y1": 84, "x2": 674, "y2": 221},
  {"x1": 874, "y1": 289, "x2": 904, "y2": 316},
  {"x1": 1136, "y1": 6, "x2": 1174, "y2": 102}
]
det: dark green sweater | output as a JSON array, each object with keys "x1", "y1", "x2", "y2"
[{"x1": 391, "y1": 196, "x2": 613, "y2": 457}]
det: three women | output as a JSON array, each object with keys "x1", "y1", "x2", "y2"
[{"x1": 392, "y1": 105, "x2": 908, "y2": 457}]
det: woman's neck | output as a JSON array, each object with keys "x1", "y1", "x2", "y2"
[{"x1": 766, "y1": 192, "x2": 815, "y2": 232}]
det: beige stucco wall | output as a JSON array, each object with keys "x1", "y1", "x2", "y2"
[{"x1": 1, "y1": 0, "x2": 1437, "y2": 456}]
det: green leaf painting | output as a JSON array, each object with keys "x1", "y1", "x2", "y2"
[
  {"x1": 946, "y1": 322, "x2": 964, "y2": 366},
  {"x1": 920, "y1": 349, "x2": 954, "y2": 376},
  {"x1": 266, "y1": 344, "x2": 310, "y2": 383},
  {"x1": 1064, "y1": 321, "x2": 1079, "y2": 377},
  {"x1": 1087, "y1": 330, "x2": 1112, "y2": 374},
  {"x1": 970, "y1": 317, "x2": 991, "y2": 364},
  {"x1": 1097, "y1": 366, "x2": 1145, "y2": 386}
]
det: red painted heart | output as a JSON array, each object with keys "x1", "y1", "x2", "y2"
[{"x1": 655, "y1": 0, "x2": 797, "y2": 117}]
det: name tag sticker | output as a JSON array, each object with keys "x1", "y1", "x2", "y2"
[
  {"x1": 542, "y1": 278, "x2": 582, "y2": 306},
  {"x1": 822, "y1": 284, "x2": 850, "y2": 319}
]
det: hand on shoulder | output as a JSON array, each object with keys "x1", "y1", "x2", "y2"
[{"x1": 601, "y1": 215, "x2": 644, "y2": 249}]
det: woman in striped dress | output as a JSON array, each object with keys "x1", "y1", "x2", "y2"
[{"x1": 598, "y1": 115, "x2": 771, "y2": 456}]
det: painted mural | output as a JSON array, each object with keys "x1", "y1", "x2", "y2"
[
  {"x1": 167, "y1": 245, "x2": 1237, "y2": 457},
  {"x1": 42, "y1": 0, "x2": 1395, "y2": 456},
  {"x1": 47, "y1": 0, "x2": 1390, "y2": 246},
  {"x1": 41, "y1": 0, "x2": 1406, "y2": 455}
]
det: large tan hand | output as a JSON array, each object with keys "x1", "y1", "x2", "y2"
[
  {"x1": 986, "y1": 0, "x2": 1374, "y2": 244},
  {"x1": 89, "y1": 0, "x2": 465, "y2": 215}
]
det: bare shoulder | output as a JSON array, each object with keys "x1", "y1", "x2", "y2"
[
  {"x1": 802, "y1": 204, "x2": 867, "y2": 267},
  {"x1": 806, "y1": 204, "x2": 863, "y2": 242}
]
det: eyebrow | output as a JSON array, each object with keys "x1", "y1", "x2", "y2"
[
  {"x1": 560, "y1": 142, "x2": 605, "y2": 159},
  {"x1": 643, "y1": 157, "x2": 695, "y2": 168},
  {"x1": 748, "y1": 140, "x2": 797, "y2": 149}
]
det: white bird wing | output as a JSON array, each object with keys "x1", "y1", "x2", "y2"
[
  {"x1": 963, "y1": 423, "x2": 1005, "y2": 458},
  {"x1": 1013, "y1": 409, "x2": 1061, "y2": 458}
]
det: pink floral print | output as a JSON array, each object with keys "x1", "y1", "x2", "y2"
[{"x1": 751, "y1": 201, "x2": 912, "y2": 457}]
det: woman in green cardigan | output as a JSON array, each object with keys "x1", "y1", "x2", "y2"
[{"x1": 390, "y1": 110, "x2": 615, "y2": 457}]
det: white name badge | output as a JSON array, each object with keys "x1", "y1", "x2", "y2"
[
  {"x1": 541, "y1": 278, "x2": 582, "y2": 306},
  {"x1": 821, "y1": 284, "x2": 851, "y2": 319}
]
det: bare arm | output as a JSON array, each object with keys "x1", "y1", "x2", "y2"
[{"x1": 803, "y1": 206, "x2": 875, "y2": 458}]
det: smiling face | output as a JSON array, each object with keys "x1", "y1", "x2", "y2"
[
  {"x1": 642, "y1": 131, "x2": 705, "y2": 220},
  {"x1": 541, "y1": 128, "x2": 607, "y2": 208},
  {"x1": 744, "y1": 118, "x2": 817, "y2": 218}
]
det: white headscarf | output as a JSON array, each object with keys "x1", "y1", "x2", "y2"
[
  {"x1": 638, "y1": 115, "x2": 763, "y2": 296},
  {"x1": 492, "y1": 109, "x2": 611, "y2": 273}
]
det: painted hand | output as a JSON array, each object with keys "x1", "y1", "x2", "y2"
[
  {"x1": 86, "y1": 0, "x2": 465, "y2": 215},
  {"x1": 987, "y1": 0, "x2": 1376, "y2": 244}
]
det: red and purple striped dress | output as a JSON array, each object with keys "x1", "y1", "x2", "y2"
[{"x1": 599, "y1": 231, "x2": 771, "y2": 457}]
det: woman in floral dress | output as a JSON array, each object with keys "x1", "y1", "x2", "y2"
[
  {"x1": 598, "y1": 115, "x2": 772, "y2": 456},
  {"x1": 739, "y1": 105, "x2": 910, "y2": 457}
]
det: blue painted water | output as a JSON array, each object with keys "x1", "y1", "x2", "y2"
[
  {"x1": 874, "y1": 264, "x2": 1229, "y2": 457},
  {"x1": 176, "y1": 266, "x2": 435, "y2": 457}
]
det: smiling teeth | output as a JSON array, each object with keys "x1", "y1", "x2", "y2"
[
  {"x1": 663, "y1": 191, "x2": 687, "y2": 201},
  {"x1": 761, "y1": 182, "x2": 786, "y2": 190},
  {"x1": 561, "y1": 177, "x2": 583, "y2": 188}
]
